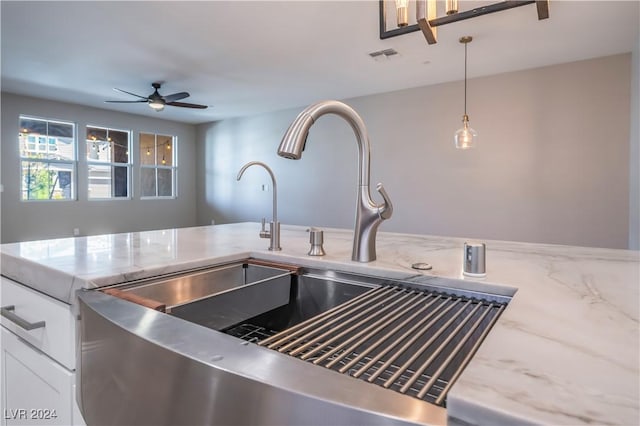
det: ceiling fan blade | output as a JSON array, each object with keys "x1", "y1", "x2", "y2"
[
  {"x1": 105, "y1": 100, "x2": 147, "y2": 103},
  {"x1": 113, "y1": 87, "x2": 148, "y2": 100},
  {"x1": 167, "y1": 101, "x2": 208, "y2": 109},
  {"x1": 163, "y1": 92, "x2": 190, "y2": 103}
]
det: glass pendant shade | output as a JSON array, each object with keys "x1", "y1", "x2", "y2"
[{"x1": 454, "y1": 115, "x2": 477, "y2": 149}]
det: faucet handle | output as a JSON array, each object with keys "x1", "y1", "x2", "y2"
[
  {"x1": 376, "y1": 183, "x2": 393, "y2": 220},
  {"x1": 260, "y1": 218, "x2": 271, "y2": 239}
]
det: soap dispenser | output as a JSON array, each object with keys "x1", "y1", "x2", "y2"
[{"x1": 307, "y1": 228, "x2": 326, "y2": 256}]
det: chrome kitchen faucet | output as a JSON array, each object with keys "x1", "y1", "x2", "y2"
[
  {"x1": 237, "y1": 161, "x2": 281, "y2": 251},
  {"x1": 277, "y1": 100, "x2": 392, "y2": 262}
]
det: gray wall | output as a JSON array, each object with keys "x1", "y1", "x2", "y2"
[
  {"x1": 629, "y1": 42, "x2": 639, "y2": 250},
  {"x1": 1, "y1": 93, "x2": 197, "y2": 243},
  {"x1": 197, "y1": 54, "x2": 632, "y2": 250}
]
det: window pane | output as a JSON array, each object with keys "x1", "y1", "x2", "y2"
[
  {"x1": 156, "y1": 135, "x2": 173, "y2": 166},
  {"x1": 157, "y1": 168, "x2": 173, "y2": 197},
  {"x1": 87, "y1": 127, "x2": 129, "y2": 164},
  {"x1": 21, "y1": 161, "x2": 73, "y2": 200},
  {"x1": 87, "y1": 128, "x2": 108, "y2": 143},
  {"x1": 141, "y1": 168, "x2": 156, "y2": 197},
  {"x1": 111, "y1": 130, "x2": 129, "y2": 164},
  {"x1": 140, "y1": 133, "x2": 155, "y2": 165},
  {"x1": 88, "y1": 165, "x2": 129, "y2": 199},
  {"x1": 113, "y1": 166, "x2": 128, "y2": 197},
  {"x1": 19, "y1": 117, "x2": 74, "y2": 161},
  {"x1": 19, "y1": 117, "x2": 46, "y2": 134}
]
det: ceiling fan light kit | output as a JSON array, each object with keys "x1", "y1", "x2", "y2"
[
  {"x1": 148, "y1": 100, "x2": 165, "y2": 112},
  {"x1": 105, "y1": 82, "x2": 208, "y2": 112}
]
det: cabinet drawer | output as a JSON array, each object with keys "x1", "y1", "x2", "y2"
[
  {"x1": 0, "y1": 277, "x2": 75, "y2": 370},
  {"x1": 1, "y1": 327, "x2": 74, "y2": 426}
]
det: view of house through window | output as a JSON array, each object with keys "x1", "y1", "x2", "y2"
[
  {"x1": 139, "y1": 133, "x2": 176, "y2": 198},
  {"x1": 19, "y1": 116, "x2": 75, "y2": 200},
  {"x1": 86, "y1": 126, "x2": 131, "y2": 199}
]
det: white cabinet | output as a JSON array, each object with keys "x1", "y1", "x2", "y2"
[{"x1": 0, "y1": 278, "x2": 85, "y2": 426}]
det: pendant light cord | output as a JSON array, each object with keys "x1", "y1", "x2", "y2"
[{"x1": 464, "y1": 41, "x2": 468, "y2": 116}]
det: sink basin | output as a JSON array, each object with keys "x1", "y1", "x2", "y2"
[
  {"x1": 83, "y1": 260, "x2": 510, "y2": 426},
  {"x1": 218, "y1": 274, "x2": 373, "y2": 340},
  {"x1": 114, "y1": 260, "x2": 293, "y2": 308}
]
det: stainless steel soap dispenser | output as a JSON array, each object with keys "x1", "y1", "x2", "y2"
[
  {"x1": 307, "y1": 228, "x2": 326, "y2": 256},
  {"x1": 463, "y1": 242, "x2": 486, "y2": 277}
]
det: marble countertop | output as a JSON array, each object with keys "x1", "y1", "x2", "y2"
[{"x1": 1, "y1": 222, "x2": 638, "y2": 425}]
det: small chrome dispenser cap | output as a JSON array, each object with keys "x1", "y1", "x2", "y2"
[
  {"x1": 463, "y1": 242, "x2": 486, "y2": 277},
  {"x1": 307, "y1": 228, "x2": 326, "y2": 256}
]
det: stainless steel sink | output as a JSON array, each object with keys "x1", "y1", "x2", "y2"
[{"x1": 78, "y1": 260, "x2": 511, "y2": 426}]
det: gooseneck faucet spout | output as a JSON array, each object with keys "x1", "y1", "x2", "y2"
[
  {"x1": 237, "y1": 161, "x2": 281, "y2": 251},
  {"x1": 277, "y1": 100, "x2": 393, "y2": 262}
]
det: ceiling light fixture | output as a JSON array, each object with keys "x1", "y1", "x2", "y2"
[
  {"x1": 380, "y1": 0, "x2": 549, "y2": 44},
  {"x1": 454, "y1": 36, "x2": 477, "y2": 150},
  {"x1": 148, "y1": 99, "x2": 165, "y2": 112}
]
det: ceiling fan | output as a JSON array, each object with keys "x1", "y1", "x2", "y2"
[{"x1": 105, "y1": 82, "x2": 208, "y2": 112}]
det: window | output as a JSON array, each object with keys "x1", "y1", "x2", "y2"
[
  {"x1": 139, "y1": 133, "x2": 176, "y2": 198},
  {"x1": 86, "y1": 126, "x2": 131, "y2": 199},
  {"x1": 19, "y1": 116, "x2": 75, "y2": 201}
]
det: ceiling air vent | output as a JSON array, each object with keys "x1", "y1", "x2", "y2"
[{"x1": 369, "y1": 48, "x2": 399, "y2": 61}]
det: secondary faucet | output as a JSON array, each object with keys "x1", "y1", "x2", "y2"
[
  {"x1": 277, "y1": 100, "x2": 393, "y2": 262},
  {"x1": 236, "y1": 161, "x2": 281, "y2": 251}
]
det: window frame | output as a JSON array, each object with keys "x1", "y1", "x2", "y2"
[
  {"x1": 18, "y1": 115, "x2": 77, "y2": 202},
  {"x1": 85, "y1": 125, "x2": 132, "y2": 200},
  {"x1": 139, "y1": 132, "x2": 178, "y2": 200}
]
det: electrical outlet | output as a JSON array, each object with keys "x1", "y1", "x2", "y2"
[
  {"x1": 211, "y1": 219, "x2": 216, "y2": 225},
  {"x1": 73, "y1": 228, "x2": 80, "y2": 236}
]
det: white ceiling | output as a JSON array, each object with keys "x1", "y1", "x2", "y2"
[{"x1": 1, "y1": 1, "x2": 638, "y2": 124}]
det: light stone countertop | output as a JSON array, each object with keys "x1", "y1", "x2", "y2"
[{"x1": 1, "y1": 222, "x2": 638, "y2": 425}]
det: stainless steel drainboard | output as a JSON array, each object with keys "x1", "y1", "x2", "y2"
[{"x1": 258, "y1": 284, "x2": 506, "y2": 407}]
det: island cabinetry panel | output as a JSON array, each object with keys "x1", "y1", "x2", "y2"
[{"x1": 0, "y1": 277, "x2": 84, "y2": 425}]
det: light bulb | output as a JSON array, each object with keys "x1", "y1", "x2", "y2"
[
  {"x1": 146, "y1": 148, "x2": 151, "y2": 156},
  {"x1": 395, "y1": 0, "x2": 408, "y2": 27},
  {"x1": 446, "y1": 0, "x2": 458, "y2": 15},
  {"x1": 454, "y1": 115, "x2": 478, "y2": 149}
]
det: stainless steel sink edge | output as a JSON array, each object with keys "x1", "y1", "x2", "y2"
[
  {"x1": 77, "y1": 289, "x2": 447, "y2": 426},
  {"x1": 299, "y1": 266, "x2": 514, "y2": 304},
  {"x1": 249, "y1": 253, "x2": 517, "y2": 300}
]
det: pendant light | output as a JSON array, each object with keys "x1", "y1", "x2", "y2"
[{"x1": 454, "y1": 36, "x2": 478, "y2": 149}]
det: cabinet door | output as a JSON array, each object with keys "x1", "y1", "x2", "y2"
[{"x1": 1, "y1": 327, "x2": 73, "y2": 426}]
